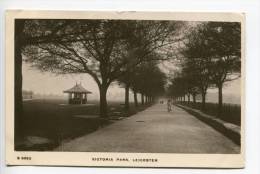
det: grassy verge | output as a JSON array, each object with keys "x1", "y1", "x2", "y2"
[
  {"x1": 178, "y1": 101, "x2": 241, "y2": 126},
  {"x1": 176, "y1": 104, "x2": 241, "y2": 145},
  {"x1": 16, "y1": 99, "x2": 152, "y2": 151}
]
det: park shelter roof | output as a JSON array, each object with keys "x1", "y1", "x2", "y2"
[{"x1": 64, "y1": 83, "x2": 92, "y2": 94}]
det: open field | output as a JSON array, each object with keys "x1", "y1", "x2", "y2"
[{"x1": 18, "y1": 98, "x2": 151, "y2": 151}]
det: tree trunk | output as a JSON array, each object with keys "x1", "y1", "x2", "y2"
[
  {"x1": 15, "y1": 20, "x2": 25, "y2": 148},
  {"x1": 145, "y1": 95, "x2": 148, "y2": 104},
  {"x1": 99, "y1": 85, "x2": 108, "y2": 118},
  {"x1": 201, "y1": 92, "x2": 206, "y2": 110},
  {"x1": 192, "y1": 94, "x2": 196, "y2": 103},
  {"x1": 218, "y1": 83, "x2": 223, "y2": 116},
  {"x1": 134, "y1": 91, "x2": 138, "y2": 107},
  {"x1": 188, "y1": 94, "x2": 190, "y2": 104},
  {"x1": 141, "y1": 93, "x2": 144, "y2": 105},
  {"x1": 124, "y1": 84, "x2": 130, "y2": 111}
]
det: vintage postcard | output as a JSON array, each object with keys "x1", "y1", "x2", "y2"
[{"x1": 5, "y1": 10, "x2": 245, "y2": 168}]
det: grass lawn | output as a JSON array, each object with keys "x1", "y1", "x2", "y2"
[
  {"x1": 17, "y1": 98, "x2": 152, "y2": 151},
  {"x1": 178, "y1": 101, "x2": 241, "y2": 126}
]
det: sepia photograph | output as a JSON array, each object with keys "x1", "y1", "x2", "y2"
[{"x1": 5, "y1": 11, "x2": 244, "y2": 168}]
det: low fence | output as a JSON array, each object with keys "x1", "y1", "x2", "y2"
[{"x1": 178, "y1": 102, "x2": 241, "y2": 126}]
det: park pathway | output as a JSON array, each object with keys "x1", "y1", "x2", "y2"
[{"x1": 56, "y1": 103, "x2": 240, "y2": 153}]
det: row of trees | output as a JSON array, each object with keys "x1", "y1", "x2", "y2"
[
  {"x1": 15, "y1": 19, "x2": 183, "y2": 142},
  {"x1": 118, "y1": 60, "x2": 166, "y2": 110},
  {"x1": 167, "y1": 22, "x2": 241, "y2": 115},
  {"x1": 21, "y1": 20, "x2": 181, "y2": 116}
]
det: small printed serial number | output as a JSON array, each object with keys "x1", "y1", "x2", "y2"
[{"x1": 17, "y1": 156, "x2": 32, "y2": 160}]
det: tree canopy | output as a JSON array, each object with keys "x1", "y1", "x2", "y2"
[
  {"x1": 167, "y1": 22, "x2": 241, "y2": 112},
  {"x1": 22, "y1": 19, "x2": 183, "y2": 117}
]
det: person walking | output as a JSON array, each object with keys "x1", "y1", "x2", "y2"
[{"x1": 167, "y1": 99, "x2": 172, "y2": 112}]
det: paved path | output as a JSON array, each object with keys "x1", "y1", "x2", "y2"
[{"x1": 56, "y1": 103, "x2": 240, "y2": 153}]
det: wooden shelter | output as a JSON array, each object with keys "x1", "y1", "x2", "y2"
[{"x1": 63, "y1": 83, "x2": 92, "y2": 104}]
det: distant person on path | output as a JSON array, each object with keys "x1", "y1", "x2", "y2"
[{"x1": 167, "y1": 99, "x2": 172, "y2": 112}]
